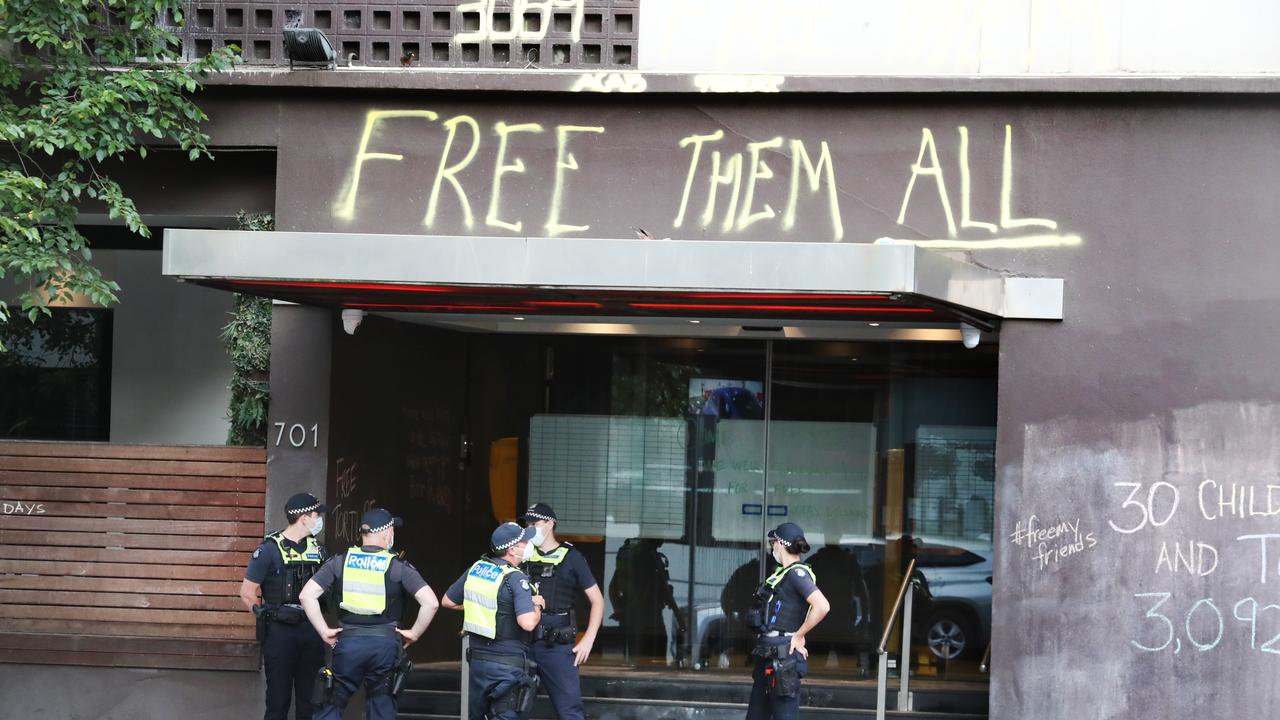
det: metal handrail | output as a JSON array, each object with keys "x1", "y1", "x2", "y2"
[
  {"x1": 979, "y1": 641, "x2": 991, "y2": 673},
  {"x1": 877, "y1": 558, "x2": 917, "y2": 653},
  {"x1": 875, "y1": 557, "x2": 917, "y2": 720}
]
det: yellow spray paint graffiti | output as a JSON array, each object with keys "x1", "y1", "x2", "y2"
[
  {"x1": 486, "y1": 122, "x2": 545, "y2": 233},
  {"x1": 333, "y1": 111, "x2": 603, "y2": 236},
  {"x1": 425, "y1": 115, "x2": 481, "y2": 229},
  {"x1": 890, "y1": 124, "x2": 1075, "y2": 248},
  {"x1": 545, "y1": 125, "x2": 606, "y2": 236},
  {"x1": 676, "y1": 132, "x2": 845, "y2": 242},
  {"x1": 334, "y1": 110, "x2": 440, "y2": 221},
  {"x1": 331, "y1": 110, "x2": 1079, "y2": 250}
]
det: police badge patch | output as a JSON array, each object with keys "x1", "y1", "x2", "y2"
[
  {"x1": 253, "y1": 548, "x2": 261, "y2": 559},
  {"x1": 521, "y1": 579, "x2": 530, "y2": 590},
  {"x1": 795, "y1": 569, "x2": 806, "y2": 578}
]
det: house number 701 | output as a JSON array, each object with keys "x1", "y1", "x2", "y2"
[{"x1": 274, "y1": 422, "x2": 320, "y2": 448}]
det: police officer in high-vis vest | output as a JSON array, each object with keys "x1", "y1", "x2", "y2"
[
  {"x1": 298, "y1": 508, "x2": 440, "y2": 720},
  {"x1": 442, "y1": 522, "x2": 546, "y2": 720},
  {"x1": 240, "y1": 492, "x2": 329, "y2": 720},
  {"x1": 519, "y1": 503, "x2": 603, "y2": 720},
  {"x1": 745, "y1": 523, "x2": 831, "y2": 720}
]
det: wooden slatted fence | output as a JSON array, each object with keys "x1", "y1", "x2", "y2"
[{"x1": 0, "y1": 441, "x2": 266, "y2": 670}]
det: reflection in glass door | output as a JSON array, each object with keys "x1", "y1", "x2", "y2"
[{"x1": 510, "y1": 334, "x2": 995, "y2": 681}]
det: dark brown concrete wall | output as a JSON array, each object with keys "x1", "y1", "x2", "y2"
[{"x1": 228, "y1": 91, "x2": 1280, "y2": 719}]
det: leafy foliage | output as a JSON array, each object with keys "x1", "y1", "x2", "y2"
[
  {"x1": 0, "y1": 0, "x2": 237, "y2": 350},
  {"x1": 222, "y1": 211, "x2": 272, "y2": 446}
]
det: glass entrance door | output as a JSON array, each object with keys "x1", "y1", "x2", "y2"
[
  {"x1": 368, "y1": 324, "x2": 995, "y2": 686},
  {"x1": 762, "y1": 340, "x2": 997, "y2": 680}
]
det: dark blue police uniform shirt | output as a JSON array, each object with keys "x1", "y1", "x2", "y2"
[
  {"x1": 245, "y1": 535, "x2": 312, "y2": 584},
  {"x1": 556, "y1": 546, "x2": 598, "y2": 593},
  {"x1": 774, "y1": 563, "x2": 819, "y2": 628},
  {"x1": 447, "y1": 559, "x2": 534, "y2": 656}
]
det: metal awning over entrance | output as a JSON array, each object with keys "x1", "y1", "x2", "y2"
[{"x1": 162, "y1": 230, "x2": 1063, "y2": 339}]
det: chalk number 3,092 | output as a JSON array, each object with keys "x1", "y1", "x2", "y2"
[{"x1": 274, "y1": 422, "x2": 319, "y2": 448}]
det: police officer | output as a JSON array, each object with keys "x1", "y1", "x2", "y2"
[
  {"x1": 519, "y1": 503, "x2": 603, "y2": 720},
  {"x1": 298, "y1": 508, "x2": 440, "y2": 720},
  {"x1": 441, "y1": 522, "x2": 546, "y2": 720},
  {"x1": 745, "y1": 523, "x2": 831, "y2": 720},
  {"x1": 240, "y1": 492, "x2": 329, "y2": 720}
]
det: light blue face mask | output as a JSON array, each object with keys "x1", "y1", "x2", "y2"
[
  {"x1": 308, "y1": 516, "x2": 324, "y2": 537},
  {"x1": 530, "y1": 526, "x2": 546, "y2": 547}
]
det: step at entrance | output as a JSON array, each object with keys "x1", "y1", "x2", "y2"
[{"x1": 397, "y1": 667, "x2": 987, "y2": 720}]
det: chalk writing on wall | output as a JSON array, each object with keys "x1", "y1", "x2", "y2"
[
  {"x1": 1007, "y1": 514, "x2": 1097, "y2": 569},
  {"x1": 1115, "y1": 477, "x2": 1280, "y2": 656}
]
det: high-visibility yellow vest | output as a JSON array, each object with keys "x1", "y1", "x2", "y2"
[
  {"x1": 269, "y1": 533, "x2": 324, "y2": 564},
  {"x1": 462, "y1": 558, "x2": 519, "y2": 639},
  {"x1": 339, "y1": 547, "x2": 394, "y2": 615}
]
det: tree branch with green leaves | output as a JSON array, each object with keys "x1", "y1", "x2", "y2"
[{"x1": 0, "y1": 0, "x2": 237, "y2": 350}]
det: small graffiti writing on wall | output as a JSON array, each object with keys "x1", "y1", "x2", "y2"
[
  {"x1": 2, "y1": 501, "x2": 46, "y2": 515},
  {"x1": 1008, "y1": 514, "x2": 1098, "y2": 569},
  {"x1": 332, "y1": 111, "x2": 1082, "y2": 249},
  {"x1": 331, "y1": 456, "x2": 376, "y2": 546}
]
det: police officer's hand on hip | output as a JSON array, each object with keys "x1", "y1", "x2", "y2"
[
  {"x1": 441, "y1": 522, "x2": 544, "y2": 720},
  {"x1": 297, "y1": 508, "x2": 440, "y2": 720},
  {"x1": 744, "y1": 522, "x2": 831, "y2": 720},
  {"x1": 240, "y1": 492, "x2": 329, "y2": 720}
]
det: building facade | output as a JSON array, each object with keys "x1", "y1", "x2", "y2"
[{"x1": 4, "y1": 2, "x2": 1280, "y2": 719}]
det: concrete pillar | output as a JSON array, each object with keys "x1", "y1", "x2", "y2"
[{"x1": 264, "y1": 302, "x2": 333, "y2": 529}]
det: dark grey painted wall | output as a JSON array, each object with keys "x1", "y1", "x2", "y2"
[{"x1": 250, "y1": 92, "x2": 1280, "y2": 719}]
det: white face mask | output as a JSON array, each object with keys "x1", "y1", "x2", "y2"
[
  {"x1": 530, "y1": 526, "x2": 546, "y2": 547},
  {"x1": 386, "y1": 533, "x2": 394, "y2": 551},
  {"x1": 520, "y1": 541, "x2": 536, "y2": 561},
  {"x1": 307, "y1": 516, "x2": 324, "y2": 537}
]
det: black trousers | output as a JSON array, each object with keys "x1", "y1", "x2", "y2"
[{"x1": 263, "y1": 619, "x2": 326, "y2": 720}]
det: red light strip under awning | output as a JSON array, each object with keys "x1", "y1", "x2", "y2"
[{"x1": 629, "y1": 303, "x2": 934, "y2": 314}]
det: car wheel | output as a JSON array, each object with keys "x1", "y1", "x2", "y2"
[{"x1": 924, "y1": 611, "x2": 974, "y2": 661}]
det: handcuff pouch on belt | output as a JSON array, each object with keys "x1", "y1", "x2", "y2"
[
  {"x1": 751, "y1": 642, "x2": 789, "y2": 661},
  {"x1": 538, "y1": 609, "x2": 578, "y2": 646},
  {"x1": 273, "y1": 605, "x2": 305, "y2": 625}
]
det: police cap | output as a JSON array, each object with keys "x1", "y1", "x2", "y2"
[
  {"x1": 285, "y1": 492, "x2": 327, "y2": 519},
  {"x1": 518, "y1": 503, "x2": 557, "y2": 522},
  {"x1": 491, "y1": 522, "x2": 536, "y2": 552},
  {"x1": 768, "y1": 522, "x2": 805, "y2": 548},
  {"x1": 359, "y1": 508, "x2": 403, "y2": 534}
]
